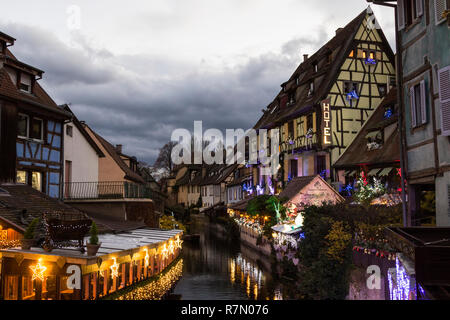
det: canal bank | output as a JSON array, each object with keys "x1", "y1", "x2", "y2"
[{"x1": 172, "y1": 215, "x2": 288, "y2": 300}]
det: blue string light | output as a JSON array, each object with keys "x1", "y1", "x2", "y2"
[{"x1": 346, "y1": 90, "x2": 359, "y2": 101}]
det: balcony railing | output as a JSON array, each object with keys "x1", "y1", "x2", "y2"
[{"x1": 64, "y1": 181, "x2": 156, "y2": 200}]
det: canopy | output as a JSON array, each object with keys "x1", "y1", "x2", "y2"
[
  {"x1": 367, "y1": 168, "x2": 381, "y2": 176},
  {"x1": 379, "y1": 167, "x2": 394, "y2": 177},
  {"x1": 365, "y1": 131, "x2": 381, "y2": 139}
]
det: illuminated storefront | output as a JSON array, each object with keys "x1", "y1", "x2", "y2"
[{"x1": 0, "y1": 228, "x2": 183, "y2": 300}]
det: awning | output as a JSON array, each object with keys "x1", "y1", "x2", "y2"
[
  {"x1": 365, "y1": 131, "x2": 381, "y2": 139},
  {"x1": 345, "y1": 170, "x2": 357, "y2": 177},
  {"x1": 367, "y1": 168, "x2": 381, "y2": 176},
  {"x1": 379, "y1": 167, "x2": 394, "y2": 177}
]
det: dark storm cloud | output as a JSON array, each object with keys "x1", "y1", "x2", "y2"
[{"x1": 0, "y1": 22, "x2": 327, "y2": 164}]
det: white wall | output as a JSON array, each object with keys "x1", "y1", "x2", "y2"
[{"x1": 64, "y1": 123, "x2": 99, "y2": 184}]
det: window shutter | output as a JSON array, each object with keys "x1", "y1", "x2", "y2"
[
  {"x1": 398, "y1": 0, "x2": 406, "y2": 30},
  {"x1": 435, "y1": 0, "x2": 447, "y2": 25},
  {"x1": 420, "y1": 80, "x2": 427, "y2": 124},
  {"x1": 438, "y1": 66, "x2": 450, "y2": 136},
  {"x1": 416, "y1": 0, "x2": 424, "y2": 17},
  {"x1": 410, "y1": 87, "x2": 417, "y2": 127}
]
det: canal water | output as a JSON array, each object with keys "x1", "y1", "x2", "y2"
[{"x1": 172, "y1": 215, "x2": 286, "y2": 300}]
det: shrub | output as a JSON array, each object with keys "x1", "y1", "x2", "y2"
[
  {"x1": 23, "y1": 218, "x2": 39, "y2": 240},
  {"x1": 296, "y1": 203, "x2": 402, "y2": 299},
  {"x1": 160, "y1": 215, "x2": 187, "y2": 233},
  {"x1": 89, "y1": 221, "x2": 99, "y2": 245}
]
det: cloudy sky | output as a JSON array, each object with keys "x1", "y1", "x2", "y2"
[{"x1": 1, "y1": 0, "x2": 396, "y2": 164}]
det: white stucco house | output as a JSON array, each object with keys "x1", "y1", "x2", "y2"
[{"x1": 62, "y1": 105, "x2": 105, "y2": 197}]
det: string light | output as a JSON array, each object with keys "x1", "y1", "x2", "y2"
[
  {"x1": 116, "y1": 259, "x2": 183, "y2": 300},
  {"x1": 161, "y1": 244, "x2": 169, "y2": 260},
  {"x1": 168, "y1": 240, "x2": 175, "y2": 255},
  {"x1": 174, "y1": 235, "x2": 183, "y2": 249},
  {"x1": 30, "y1": 258, "x2": 47, "y2": 281},
  {"x1": 144, "y1": 248, "x2": 150, "y2": 268},
  {"x1": 110, "y1": 258, "x2": 119, "y2": 279}
]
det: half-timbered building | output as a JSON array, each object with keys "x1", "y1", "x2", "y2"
[
  {"x1": 0, "y1": 31, "x2": 71, "y2": 198},
  {"x1": 253, "y1": 8, "x2": 396, "y2": 193}
]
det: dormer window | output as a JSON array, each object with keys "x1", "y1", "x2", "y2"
[
  {"x1": 308, "y1": 81, "x2": 314, "y2": 97},
  {"x1": 287, "y1": 92, "x2": 296, "y2": 105},
  {"x1": 313, "y1": 62, "x2": 318, "y2": 73},
  {"x1": 20, "y1": 73, "x2": 32, "y2": 93}
]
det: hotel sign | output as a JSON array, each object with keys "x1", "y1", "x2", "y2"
[{"x1": 321, "y1": 98, "x2": 332, "y2": 145}]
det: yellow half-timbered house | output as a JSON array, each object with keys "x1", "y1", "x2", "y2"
[{"x1": 253, "y1": 8, "x2": 396, "y2": 192}]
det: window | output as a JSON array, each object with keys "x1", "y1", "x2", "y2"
[
  {"x1": 30, "y1": 118, "x2": 43, "y2": 140},
  {"x1": 288, "y1": 92, "x2": 296, "y2": 105},
  {"x1": 307, "y1": 114, "x2": 314, "y2": 131},
  {"x1": 438, "y1": 66, "x2": 450, "y2": 136},
  {"x1": 378, "y1": 84, "x2": 388, "y2": 97},
  {"x1": 344, "y1": 81, "x2": 359, "y2": 96},
  {"x1": 435, "y1": 0, "x2": 448, "y2": 25},
  {"x1": 17, "y1": 114, "x2": 29, "y2": 138},
  {"x1": 313, "y1": 62, "x2": 318, "y2": 73},
  {"x1": 409, "y1": 80, "x2": 427, "y2": 128},
  {"x1": 16, "y1": 170, "x2": 43, "y2": 192},
  {"x1": 66, "y1": 125, "x2": 73, "y2": 137},
  {"x1": 349, "y1": 50, "x2": 354, "y2": 58},
  {"x1": 17, "y1": 114, "x2": 44, "y2": 141},
  {"x1": 316, "y1": 155, "x2": 327, "y2": 176},
  {"x1": 362, "y1": 50, "x2": 367, "y2": 59},
  {"x1": 288, "y1": 121, "x2": 294, "y2": 138},
  {"x1": 20, "y1": 73, "x2": 32, "y2": 93},
  {"x1": 327, "y1": 52, "x2": 333, "y2": 64},
  {"x1": 398, "y1": 0, "x2": 424, "y2": 30},
  {"x1": 308, "y1": 81, "x2": 314, "y2": 97}
]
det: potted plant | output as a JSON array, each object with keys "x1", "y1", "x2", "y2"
[
  {"x1": 86, "y1": 221, "x2": 101, "y2": 256},
  {"x1": 21, "y1": 218, "x2": 39, "y2": 250}
]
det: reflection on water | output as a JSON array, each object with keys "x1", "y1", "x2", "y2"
[{"x1": 173, "y1": 215, "x2": 284, "y2": 300}]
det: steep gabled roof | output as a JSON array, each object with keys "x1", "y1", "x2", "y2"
[
  {"x1": 0, "y1": 47, "x2": 70, "y2": 118},
  {"x1": 254, "y1": 8, "x2": 393, "y2": 130},
  {"x1": 333, "y1": 88, "x2": 399, "y2": 168},
  {"x1": 279, "y1": 175, "x2": 344, "y2": 202},
  {"x1": 88, "y1": 127, "x2": 145, "y2": 184},
  {"x1": 63, "y1": 105, "x2": 105, "y2": 158}
]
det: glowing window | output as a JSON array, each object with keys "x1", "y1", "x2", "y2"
[{"x1": 16, "y1": 171, "x2": 27, "y2": 184}]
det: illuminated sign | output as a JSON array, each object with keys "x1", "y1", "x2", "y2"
[{"x1": 321, "y1": 99, "x2": 332, "y2": 145}]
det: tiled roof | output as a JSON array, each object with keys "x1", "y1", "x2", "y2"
[
  {"x1": 333, "y1": 88, "x2": 400, "y2": 168},
  {"x1": 0, "y1": 48, "x2": 69, "y2": 117},
  {"x1": 0, "y1": 184, "x2": 88, "y2": 236},
  {"x1": 278, "y1": 176, "x2": 317, "y2": 200},
  {"x1": 89, "y1": 128, "x2": 145, "y2": 184}
]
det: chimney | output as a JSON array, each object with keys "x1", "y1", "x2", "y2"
[
  {"x1": 336, "y1": 28, "x2": 343, "y2": 35},
  {"x1": 303, "y1": 54, "x2": 309, "y2": 62},
  {"x1": 116, "y1": 144, "x2": 123, "y2": 154}
]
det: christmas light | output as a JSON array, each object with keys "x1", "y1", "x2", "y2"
[
  {"x1": 144, "y1": 248, "x2": 150, "y2": 268},
  {"x1": 115, "y1": 259, "x2": 183, "y2": 300},
  {"x1": 168, "y1": 240, "x2": 175, "y2": 255},
  {"x1": 174, "y1": 235, "x2": 183, "y2": 249},
  {"x1": 110, "y1": 258, "x2": 119, "y2": 279},
  {"x1": 161, "y1": 244, "x2": 169, "y2": 260},
  {"x1": 30, "y1": 258, "x2": 47, "y2": 281}
]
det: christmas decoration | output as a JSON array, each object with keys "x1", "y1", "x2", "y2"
[
  {"x1": 30, "y1": 258, "x2": 47, "y2": 281},
  {"x1": 110, "y1": 258, "x2": 119, "y2": 279}
]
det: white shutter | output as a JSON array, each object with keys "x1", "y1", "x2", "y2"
[
  {"x1": 416, "y1": 0, "x2": 424, "y2": 17},
  {"x1": 398, "y1": 0, "x2": 406, "y2": 30},
  {"x1": 420, "y1": 80, "x2": 427, "y2": 124},
  {"x1": 410, "y1": 87, "x2": 417, "y2": 128},
  {"x1": 435, "y1": 0, "x2": 447, "y2": 25},
  {"x1": 438, "y1": 66, "x2": 450, "y2": 136}
]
